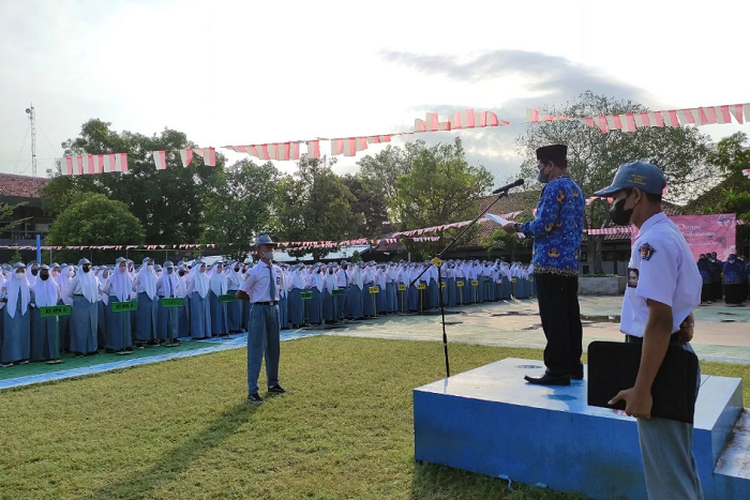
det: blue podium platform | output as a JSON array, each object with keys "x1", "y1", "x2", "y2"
[{"x1": 413, "y1": 358, "x2": 749, "y2": 500}]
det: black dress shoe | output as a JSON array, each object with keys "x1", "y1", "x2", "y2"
[
  {"x1": 524, "y1": 374, "x2": 571, "y2": 386},
  {"x1": 571, "y1": 364, "x2": 584, "y2": 380}
]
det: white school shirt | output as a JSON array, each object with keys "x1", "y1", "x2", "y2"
[
  {"x1": 621, "y1": 212, "x2": 701, "y2": 338},
  {"x1": 239, "y1": 260, "x2": 279, "y2": 303}
]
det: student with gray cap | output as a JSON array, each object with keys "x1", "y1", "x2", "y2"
[
  {"x1": 237, "y1": 235, "x2": 285, "y2": 404},
  {"x1": 598, "y1": 162, "x2": 703, "y2": 500}
]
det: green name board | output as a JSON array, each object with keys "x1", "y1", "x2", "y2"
[
  {"x1": 512, "y1": 278, "x2": 517, "y2": 283},
  {"x1": 439, "y1": 282, "x2": 446, "y2": 289},
  {"x1": 332, "y1": 289, "x2": 345, "y2": 296},
  {"x1": 161, "y1": 298, "x2": 185, "y2": 308},
  {"x1": 369, "y1": 286, "x2": 379, "y2": 294},
  {"x1": 300, "y1": 291, "x2": 313, "y2": 300},
  {"x1": 219, "y1": 294, "x2": 238, "y2": 303},
  {"x1": 112, "y1": 301, "x2": 138, "y2": 313},
  {"x1": 416, "y1": 284, "x2": 427, "y2": 290},
  {"x1": 397, "y1": 285, "x2": 407, "y2": 291},
  {"x1": 40, "y1": 305, "x2": 72, "y2": 318},
  {"x1": 529, "y1": 277, "x2": 534, "y2": 282},
  {"x1": 456, "y1": 281, "x2": 465, "y2": 287}
]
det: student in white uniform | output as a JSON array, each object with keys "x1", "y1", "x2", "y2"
[{"x1": 597, "y1": 162, "x2": 703, "y2": 500}]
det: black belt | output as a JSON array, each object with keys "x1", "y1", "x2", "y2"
[
  {"x1": 253, "y1": 301, "x2": 278, "y2": 306},
  {"x1": 626, "y1": 333, "x2": 682, "y2": 344}
]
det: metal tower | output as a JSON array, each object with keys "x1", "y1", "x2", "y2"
[{"x1": 25, "y1": 104, "x2": 37, "y2": 177}]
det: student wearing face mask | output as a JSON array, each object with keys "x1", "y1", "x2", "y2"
[
  {"x1": 187, "y1": 260, "x2": 212, "y2": 339},
  {"x1": 226, "y1": 261, "x2": 244, "y2": 333},
  {"x1": 237, "y1": 235, "x2": 285, "y2": 404},
  {"x1": 29, "y1": 264, "x2": 62, "y2": 361},
  {"x1": 208, "y1": 262, "x2": 229, "y2": 336},
  {"x1": 1, "y1": 263, "x2": 32, "y2": 366},
  {"x1": 723, "y1": 254, "x2": 745, "y2": 305},
  {"x1": 67, "y1": 258, "x2": 101, "y2": 357},
  {"x1": 133, "y1": 258, "x2": 159, "y2": 347},
  {"x1": 175, "y1": 262, "x2": 190, "y2": 338},
  {"x1": 503, "y1": 144, "x2": 585, "y2": 386},
  {"x1": 26, "y1": 261, "x2": 40, "y2": 287},
  {"x1": 155, "y1": 261, "x2": 181, "y2": 344},
  {"x1": 102, "y1": 258, "x2": 135, "y2": 352},
  {"x1": 708, "y1": 252, "x2": 723, "y2": 302},
  {"x1": 596, "y1": 162, "x2": 703, "y2": 500}
]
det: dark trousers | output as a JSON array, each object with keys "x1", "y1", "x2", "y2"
[{"x1": 535, "y1": 273, "x2": 583, "y2": 377}]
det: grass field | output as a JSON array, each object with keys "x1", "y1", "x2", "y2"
[{"x1": 1, "y1": 336, "x2": 748, "y2": 500}]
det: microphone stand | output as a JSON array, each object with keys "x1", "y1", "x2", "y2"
[{"x1": 408, "y1": 189, "x2": 514, "y2": 378}]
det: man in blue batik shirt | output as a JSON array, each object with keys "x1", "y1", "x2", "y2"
[{"x1": 504, "y1": 144, "x2": 585, "y2": 385}]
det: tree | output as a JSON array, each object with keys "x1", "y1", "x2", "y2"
[
  {"x1": 687, "y1": 132, "x2": 750, "y2": 254},
  {"x1": 42, "y1": 119, "x2": 225, "y2": 244},
  {"x1": 482, "y1": 229, "x2": 530, "y2": 261},
  {"x1": 201, "y1": 159, "x2": 280, "y2": 256},
  {"x1": 46, "y1": 193, "x2": 146, "y2": 261},
  {"x1": 390, "y1": 138, "x2": 494, "y2": 258},
  {"x1": 516, "y1": 91, "x2": 715, "y2": 273},
  {"x1": 341, "y1": 174, "x2": 389, "y2": 237},
  {"x1": 274, "y1": 156, "x2": 365, "y2": 260},
  {"x1": 0, "y1": 202, "x2": 31, "y2": 237},
  {"x1": 357, "y1": 143, "x2": 419, "y2": 211}
]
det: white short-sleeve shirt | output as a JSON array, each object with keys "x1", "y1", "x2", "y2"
[
  {"x1": 239, "y1": 261, "x2": 280, "y2": 303},
  {"x1": 620, "y1": 212, "x2": 701, "y2": 338}
]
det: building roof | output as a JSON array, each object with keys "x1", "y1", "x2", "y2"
[{"x1": 0, "y1": 173, "x2": 48, "y2": 199}]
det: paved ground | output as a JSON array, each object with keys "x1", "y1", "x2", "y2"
[{"x1": 323, "y1": 296, "x2": 750, "y2": 364}]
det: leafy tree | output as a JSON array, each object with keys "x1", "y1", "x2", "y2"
[
  {"x1": 42, "y1": 119, "x2": 224, "y2": 244},
  {"x1": 687, "y1": 132, "x2": 750, "y2": 254},
  {"x1": 482, "y1": 228, "x2": 529, "y2": 262},
  {"x1": 341, "y1": 174, "x2": 389, "y2": 237},
  {"x1": 357, "y1": 143, "x2": 419, "y2": 213},
  {"x1": 391, "y1": 138, "x2": 494, "y2": 259},
  {"x1": 516, "y1": 91, "x2": 715, "y2": 273},
  {"x1": 46, "y1": 193, "x2": 146, "y2": 262},
  {"x1": 0, "y1": 202, "x2": 31, "y2": 236},
  {"x1": 274, "y1": 156, "x2": 364, "y2": 260},
  {"x1": 201, "y1": 159, "x2": 280, "y2": 256}
]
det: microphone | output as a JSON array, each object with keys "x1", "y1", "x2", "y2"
[{"x1": 492, "y1": 178, "x2": 524, "y2": 195}]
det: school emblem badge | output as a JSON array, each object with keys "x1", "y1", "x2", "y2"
[
  {"x1": 639, "y1": 243, "x2": 656, "y2": 261},
  {"x1": 628, "y1": 268, "x2": 639, "y2": 288}
]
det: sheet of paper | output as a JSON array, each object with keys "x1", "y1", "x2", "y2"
[{"x1": 485, "y1": 213, "x2": 510, "y2": 226}]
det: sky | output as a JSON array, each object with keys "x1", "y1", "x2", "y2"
[{"x1": 1, "y1": 0, "x2": 748, "y2": 184}]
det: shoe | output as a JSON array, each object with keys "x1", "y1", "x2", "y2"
[
  {"x1": 524, "y1": 374, "x2": 571, "y2": 386},
  {"x1": 268, "y1": 385, "x2": 286, "y2": 395},
  {"x1": 571, "y1": 364, "x2": 584, "y2": 380},
  {"x1": 247, "y1": 393, "x2": 264, "y2": 405}
]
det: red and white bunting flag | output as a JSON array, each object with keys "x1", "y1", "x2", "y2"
[
  {"x1": 179, "y1": 148, "x2": 193, "y2": 168},
  {"x1": 451, "y1": 109, "x2": 477, "y2": 129},
  {"x1": 331, "y1": 137, "x2": 368, "y2": 157},
  {"x1": 65, "y1": 156, "x2": 74, "y2": 175},
  {"x1": 95, "y1": 155, "x2": 104, "y2": 174},
  {"x1": 367, "y1": 135, "x2": 391, "y2": 144},
  {"x1": 152, "y1": 151, "x2": 167, "y2": 170},
  {"x1": 76, "y1": 155, "x2": 84, "y2": 175},
  {"x1": 415, "y1": 113, "x2": 451, "y2": 132},
  {"x1": 86, "y1": 154, "x2": 95, "y2": 174},
  {"x1": 290, "y1": 142, "x2": 301, "y2": 160},
  {"x1": 307, "y1": 140, "x2": 320, "y2": 158},
  {"x1": 742, "y1": 168, "x2": 750, "y2": 178},
  {"x1": 118, "y1": 153, "x2": 128, "y2": 172},
  {"x1": 193, "y1": 147, "x2": 216, "y2": 166},
  {"x1": 103, "y1": 154, "x2": 116, "y2": 172}
]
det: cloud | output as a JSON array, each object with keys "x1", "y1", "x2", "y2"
[{"x1": 381, "y1": 49, "x2": 660, "y2": 115}]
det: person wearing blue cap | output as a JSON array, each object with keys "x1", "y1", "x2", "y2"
[
  {"x1": 504, "y1": 144, "x2": 585, "y2": 386},
  {"x1": 598, "y1": 162, "x2": 703, "y2": 500},
  {"x1": 237, "y1": 235, "x2": 285, "y2": 404}
]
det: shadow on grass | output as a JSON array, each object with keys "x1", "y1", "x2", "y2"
[
  {"x1": 88, "y1": 402, "x2": 257, "y2": 500},
  {"x1": 409, "y1": 461, "x2": 592, "y2": 500}
]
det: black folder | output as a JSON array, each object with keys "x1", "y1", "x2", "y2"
[{"x1": 587, "y1": 341, "x2": 699, "y2": 424}]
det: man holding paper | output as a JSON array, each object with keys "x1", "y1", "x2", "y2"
[{"x1": 503, "y1": 144, "x2": 585, "y2": 386}]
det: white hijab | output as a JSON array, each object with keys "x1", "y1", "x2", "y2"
[
  {"x1": 56, "y1": 265, "x2": 75, "y2": 305},
  {"x1": 76, "y1": 262, "x2": 100, "y2": 303},
  {"x1": 135, "y1": 258, "x2": 157, "y2": 299},
  {"x1": 208, "y1": 263, "x2": 228, "y2": 296},
  {"x1": 347, "y1": 266, "x2": 364, "y2": 290},
  {"x1": 188, "y1": 262, "x2": 210, "y2": 298},
  {"x1": 6, "y1": 266, "x2": 31, "y2": 317},
  {"x1": 32, "y1": 272, "x2": 61, "y2": 308},
  {"x1": 227, "y1": 261, "x2": 243, "y2": 291},
  {"x1": 108, "y1": 264, "x2": 134, "y2": 302}
]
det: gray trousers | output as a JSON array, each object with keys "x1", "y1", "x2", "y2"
[{"x1": 636, "y1": 341, "x2": 704, "y2": 500}]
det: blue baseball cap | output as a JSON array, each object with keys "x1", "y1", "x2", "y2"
[{"x1": 594, "y1": 161, "x2": 666, "y2": 197}]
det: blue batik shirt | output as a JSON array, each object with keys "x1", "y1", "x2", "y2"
[{"x1": 521, "y1": 176, "x2": 585, "y2": 276}]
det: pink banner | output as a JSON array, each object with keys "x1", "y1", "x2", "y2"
[{"x1": 632, "y1": 214, "x2": 737, "y2": 260}]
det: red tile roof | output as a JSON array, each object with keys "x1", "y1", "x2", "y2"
[{"x1": 0, "y1": 173, "x2": 48, "y2": 199}]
